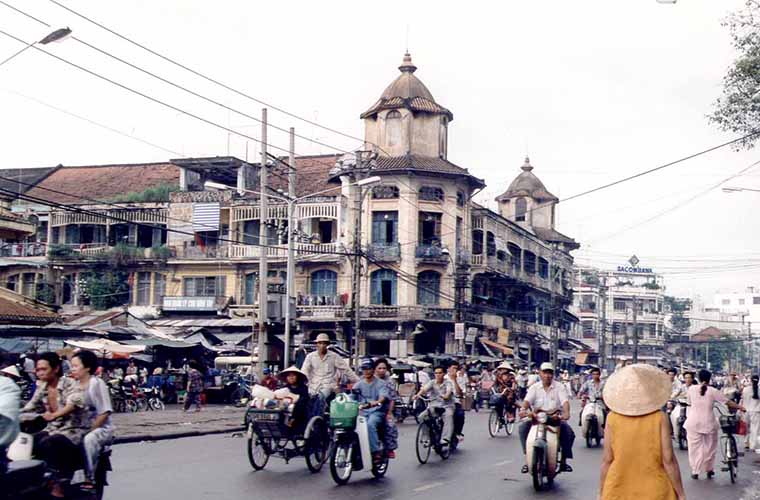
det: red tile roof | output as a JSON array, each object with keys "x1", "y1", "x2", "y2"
[
  {"x1": 269, "y1": 154, "x2": 341, "y2": 198},
  {"x1": 25, "y1": 163, "x2": 179, "y2": 205},
  {"x1": 0, "y1": 296, "x2": 58, "y2": 324}
]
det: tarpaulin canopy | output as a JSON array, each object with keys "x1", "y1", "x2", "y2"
[
  {"x1": 122, "y1": 338, "x2": 198, "y2": 349},
  {"x1": 65, "y1": 339, "x2": 145, "y2": 358},
  {"x1": 480, "y1": 338, "x2": 514, "y2": 356},
  {"x1": 0, "y1": 338, "x2": 34, "y2": 353}
]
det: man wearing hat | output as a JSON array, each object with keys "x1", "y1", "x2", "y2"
[
  {"x1": 518, "y1": 362, "x2": 575, "y2": 474},
  {"x1": 301, "y1": 334, "x2": 359, "y2": 412}
]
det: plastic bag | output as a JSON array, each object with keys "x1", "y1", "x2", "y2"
[{"x1": 251, "y1": 384, "x2": 276, "y2": 400}]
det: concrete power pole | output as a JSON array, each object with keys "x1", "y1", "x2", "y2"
[
  {"x1": 599, "y1": 277, "x2": 608, "y2": 371},
  {"x1": 632, "y1": 295, "x2": 639, "y2": 363},
  {"x1": 283, "y1": 127, "x2": 296, "y2": 369},
  {"x1": 351, "y1": 152, "x2": 364, "y2": 367},
  {"x1": 257, "y1": 108, "x2": 269, "y2": 378}
]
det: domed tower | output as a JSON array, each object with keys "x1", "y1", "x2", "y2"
[{"x1": 361, "y1": 53, "x2": 453, "y2": 158}]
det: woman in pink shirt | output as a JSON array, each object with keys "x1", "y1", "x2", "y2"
[{"x1": 685, "y1": 369, "x2": 744, "y2": 479}]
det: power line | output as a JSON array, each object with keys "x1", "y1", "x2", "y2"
[
  {"x1": 43, "y1": 0, "x2": 370, "y2": 149},
  {"x1": 0, "y1": 0, "x2": 352, "y2": 156}
]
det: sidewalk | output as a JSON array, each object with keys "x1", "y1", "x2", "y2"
[{"x1": 111, "y1": 404, "x2": 246, "y2": 444}]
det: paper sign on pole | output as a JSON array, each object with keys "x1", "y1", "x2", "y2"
[{"x1": 455, "y1": 322, "x2": 465, "y2": 340}]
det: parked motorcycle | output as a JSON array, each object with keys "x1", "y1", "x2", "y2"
[
  {"x1": 328, "y1": 392, "x2": 389, "y2": 485},
  {"x1": 581, "y1": 396, "x2": 605, "y2": 448},
  {"x1": 526, "y1": 410, "x2": 565, "y2": 492},
  {"x1": 143, "y1": 386, "x2": 165, "y2": 411}
]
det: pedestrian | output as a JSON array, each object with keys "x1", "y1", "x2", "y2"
[
  {"x1": 184, "y1": 360, "x2": 204, "y2": 413},
  {"x1": 374, "y1": 358, "x2": 398, "y2": 459},
  {"x1": 599, "y1": 363, "x2": 686, "y2": 500},
  {"x1": 741, "y1": 374, "x2": 760, "y2": 453},
  {"x1": 685, "y1": 369, "x2": 744, "y2": 479}
]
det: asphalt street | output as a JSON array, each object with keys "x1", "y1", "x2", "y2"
[{"x1": 106, "y1": 406, "x2": 758, "y2": 500}]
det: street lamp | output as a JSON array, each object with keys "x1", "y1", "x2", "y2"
[
  {"x1": 205, "y1": 175, "x2": 380, "y2": 368},
  {"x1": 0, "y1": 27, "x2": 72, "y2": 68}
]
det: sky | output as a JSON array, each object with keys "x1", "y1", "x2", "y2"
[{"x1": 0, "y1": 0, "x2": 759, "y2": 301}]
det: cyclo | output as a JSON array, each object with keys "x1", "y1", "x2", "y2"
[{"x1": 244, "y1": 368, "x2": 330, "y2": 473}]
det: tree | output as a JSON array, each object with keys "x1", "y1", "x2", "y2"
[
  {"x1": 664, "y1": 296, "x2": 691, "y2": 340},
  {"x1": 709, "y1": 1, "x2": 760, "y2": 148}
]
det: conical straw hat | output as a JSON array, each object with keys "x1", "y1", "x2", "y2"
[{"x1": 603, "y1": 363, "x2": 671, "y2": 416}]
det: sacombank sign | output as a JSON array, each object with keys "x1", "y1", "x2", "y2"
[{"x1": 617, "y1": 266, "x2": 654, "y2": 274}]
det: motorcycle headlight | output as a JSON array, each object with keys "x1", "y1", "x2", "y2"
[{"x1": 537, "y1": 413, "x2": 548, "y2": 424}]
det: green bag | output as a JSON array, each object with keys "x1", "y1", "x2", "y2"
[{"x1": 329, "y1": 393, "x2": 359, "y2": 428}]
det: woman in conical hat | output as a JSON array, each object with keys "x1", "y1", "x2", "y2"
[{"x1": 599, "y1": 363, "x2": 686, "y2": 500}]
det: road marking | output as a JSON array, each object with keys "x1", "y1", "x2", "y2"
[
  {"x1": 493, "y1": 459, "x2": 513, "y2": 467},
  {"x1": 413, "y1": 481, "x2": 446, "y2": 492}
]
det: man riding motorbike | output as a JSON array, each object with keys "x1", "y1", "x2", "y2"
[
  {"x1": 577, "y1": 367, "x2": 605, "y2": 425},
  {"x1": 353, "y1": 358, "x2": 389, "y2": 463},
  {"x1": 301, "y1": 334, "x2": 358, "y2": 415},
  {"x1": 413, "y1": 366, "x2": 455, "y2": 445},
  {"x1": 519, "y1": 362, "x2": 575, "y2": 474},
  {"x1": 445, "y1": 361, "x2": 467, "y2": 442}
]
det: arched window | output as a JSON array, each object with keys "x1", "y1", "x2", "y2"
[
  {"x1": 370, "y1": 269, "x2": 397, "y2": 305},
  {"x1": 515, "y1": 197, "x2": 527, "y2": 222},
  {"x1": 417, "y1": 271, "x2": 441, "y2": 305},
  {"x1": 419, "y1": 186, "x2": 445, "y2": 202},
  {"x1": 310, "y1": 270, "x2": 337, "y2": 297},
  {"x1": 372, "y1": 185, "x2": 399, "y2": 199},
  {"x1": 386, "y1": 110, "x2": 402, "y2": 147}
]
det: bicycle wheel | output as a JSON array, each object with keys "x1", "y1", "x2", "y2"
[
  {"x1": 305, "y1": 417, "x2": 328, "y2": 473},
  {"x1": 505, "y1": 413, "x2": 515, "y2": 436},
  {"x1": 488, "y1": 411, "x2": 500, "y2": 437},
  {"x1": 416, "y1": 422, "x2": 432, "y2": 464},
  {"x1": 728, "y1": 436, "x2": 737, "y2": 484},
  {"x1": 247, "y1": 428, "x2": 270, "y2": 471}
]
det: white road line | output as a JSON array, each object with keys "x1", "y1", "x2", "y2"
[
  {"x1": 412, "y1": 481, "x2": 446, "y2": 493},
  {"x1": 493, "y1": 459, "x2": 513, "y2": 467}
]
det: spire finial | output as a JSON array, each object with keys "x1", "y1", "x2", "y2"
[
  {"x1": 399, "y1": 52, "x2": 417, "y2": 73},
  {"x1": 521, "y1": 156, "x2": 533, "y2": 172}
]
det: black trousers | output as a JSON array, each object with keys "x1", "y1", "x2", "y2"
[
  {"x1": 494, "y1": 395, "x2": 515, "y2": 420},
  {"x1": 33, "y1": 431, "x2": 80, "y2": 478},
  {"x1": 453, "y1": 403, "x2": 465, "y2": 436},
  {"x1": 518, "y1": 421, "x2": 575, "y2": 461}
]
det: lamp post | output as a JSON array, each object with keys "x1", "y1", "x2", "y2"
[
  {"x1": 0, "y1": 27, "x2": 72, "y2": 68},
  {"x1": 205, "y1": 175, "x2": 380, "y2": 368}
]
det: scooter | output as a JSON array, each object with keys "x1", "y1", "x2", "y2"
[
  {"x1": 670, "y1": 400, "x2": 689, "y2": 450},
  {"x1": 525, "y1": 409, "x2": 563, "y2": 492},
  {"x1": 581, "y1": 396, "x2": 605, "y2": 448},
  {"x1": 1, "y1": 441, "x2": 47, "y2": 500},
  {"x1": 328, "y1": 392, "x2": 389, "y2": 485}
]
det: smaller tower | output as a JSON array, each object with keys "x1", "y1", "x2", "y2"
[{"x1": 495, "y1": 156, "x2": 558, "y2": 230}]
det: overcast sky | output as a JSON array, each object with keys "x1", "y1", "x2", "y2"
[{"x1": 1, "y1": 0, "x2": 758, "y2": 301}]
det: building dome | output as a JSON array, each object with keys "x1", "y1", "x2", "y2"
[
  {"x1": 496, "y1": 156, "x2": 558, "y2": 202},
  {"x1": 361, "y1": 53, "x2": 453, "y2": 120}
]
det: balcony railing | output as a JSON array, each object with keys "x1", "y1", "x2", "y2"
[
  {"x1": 297, "y1": 294, "x2": 343, "y2": 306},
  {"x1": 169, "y1": 245, "x2": 229, "y2": 259},
  {"x1": 1, "y1": 242, "x2": 47, "y2": 257},
  {"x1": 227, "y1": 242, "x2": 341, "y2": 261},
  {"x1": 367, "y1": 243, "x2": 401, "y2": 262},
  {"x1": 297, "y1": 305, "x2": 348, "y2": 319},
  {"x1": 415, "y1": 244, "x2": 449, "y2": 264},
  {"x1": 358, "y1": 305, "x2": 456, "y2": 321},
  {"x1": 471, "y1": 254, "x2": 483, "y2": 266}
]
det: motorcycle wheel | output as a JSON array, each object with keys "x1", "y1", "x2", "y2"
[
  {"x1": 532, "y1": 447, "x2": 545, "y2": 492},
  {"x1": 305, "y1": 418, "x2": 328, "y2": 473},
  {"x1": 488, "y1": 411, "x2": 500, "y2": 437},
  {"x1": 247, "y1": 429, "x2": 270, "y2": 471},
  {"x1": 136, "y1": 398, "x2": 149, "y2": 412},
  {"x1": 125, "y1": 400, "x2": 138, "y2": 413},
  {"x1": 150, "y1": 399, "x2": 165, "y2": 411},
  {"x1": 371, "y1": 454, "x2": 389, "y2": 478},
  {"x1": 416, "y1": 422, "x2": 432, "y2": 464},
  {"x1": 94, "y1": 454, "x2": 110, "y2": 500},
  {"x1": 330, "y1": 441, "x2": 353, "y2": 485}
]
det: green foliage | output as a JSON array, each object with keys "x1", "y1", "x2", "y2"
[
  {"x1": 79, "y1": 271, "x2": 130, "y2": 310},
  {"x1": 35, "y1": 283, "x2": 56, "y2": 304},
  {"x1": 101, "y1": 243, "x2": 142, "y2": 267},
  {"x1": 580, "y1": 269, "x2": 600, "y2": 285},
  {"x1": 642, "y1": 281, "x2": 661, "y2": 290},
  {"x1": 150, "y1": 245, "x2": 172, "y2": 260},
  {"x1": 111, "y1": 183, "x2": 178, "y2": 203},
  {"x1": 700, "y1": 335, "x2": 750, "y2": 372},
  {"x1": 709, "y1": 1, "x2": 760, "y2": 149},
  {"x1": 665, "y1": 296, "x2": 692, "y2": 338}
]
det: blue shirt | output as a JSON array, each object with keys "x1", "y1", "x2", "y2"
[{"x1": 354, "y1": 376, "x2": 389, "y2": 415}]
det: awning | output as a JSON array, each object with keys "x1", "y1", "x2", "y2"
[
  {"x1": 0, "y1": 338, "x2": 34, "y2": 353},
  {"x1": 65, "y1": 339, "x2": 145, "y2": 358},
  {"x1": 575, "y1": 352, "x2": 590, "y2": 365},
  {"x1": 122, "y1": 338, "x2": 198, "y2": 349},
  {"x1": 480, "y1": 338, "x2": 513, "y2": 356}
]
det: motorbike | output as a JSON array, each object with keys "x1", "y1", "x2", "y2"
[
  {"x1": 4, "y1": 415, "x2": 111, "y2": 499},
  {"x1": 525, "y1": 409, "x2": 564, "y2": 492},
  {"x1": 669, "y1": 400, "x2": 689, "y2": 450},
  {"x1": 143, "y1": 386, "x2": 165, "y2": 411},
  {"x1": 581, "y1": 396, "x2": 605, "y2": 448},
  {"x1": 328, "y1": 392, "x2": 389, "y2": 485}
]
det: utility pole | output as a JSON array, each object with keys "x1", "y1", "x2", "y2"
[
  {"x1": 351, "y1": 152, "x2": 364, "y2": 368},
  {"x1": 257, "y1": 108, "x2": 268, "y2": 379},
  {"x1": 632, "y1": 295, "x2": 639, "y2": 363},
  {"x1": 599, "y1": 277, "x2": 608, "y2": 371},
  {"x1": 283, "y1": 127, "x2": 296, "y2": 369}
]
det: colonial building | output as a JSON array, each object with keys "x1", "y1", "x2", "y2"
[{"x1": 0, "y1": 53, "x2": 581, "y2": 367}]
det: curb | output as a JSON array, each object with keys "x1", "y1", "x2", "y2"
[{"x1": 114, "y1": 425, "x2": 246, "y2": 444}]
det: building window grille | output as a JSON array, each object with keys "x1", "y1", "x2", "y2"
[
  {"x1": 371, "y1": 185, "x2": 399, "y2": 199},
  {"x1": 419, "y1": 186, "x2": 444, "y2": 202}
]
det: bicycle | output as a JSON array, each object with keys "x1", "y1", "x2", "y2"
[
  {"x1": 716, "y1": 405, "x2": 741, "y2": 484},
  {"x1": 488, "y1": 394, "x2": 516, "y2": 438},
  {"x1": 415, "y1": 398, "x2": 455, "y2": 464}
]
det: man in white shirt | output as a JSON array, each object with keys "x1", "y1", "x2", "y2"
[
  {"x1": 445, "y1": 361, "x2": 468, "y2": 441},
  {"x1": 301, "y1": 334, "x2": 358, "y2": 412},
  {"x1": 518, "y1": 362, "x2": 575, "y2": 474}
]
